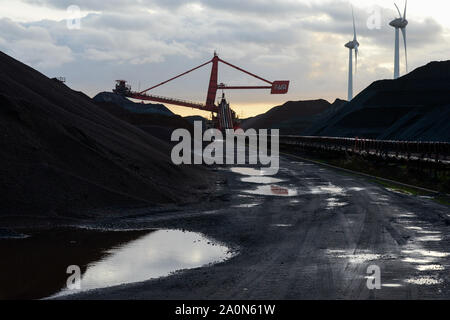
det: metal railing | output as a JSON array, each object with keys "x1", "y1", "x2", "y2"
[
  {"x1": 138, "y1": 93, "x2": 206, "y2": 108},
  {"x1": 280, "y1": 135, "x2": 450, "y2": 163}
]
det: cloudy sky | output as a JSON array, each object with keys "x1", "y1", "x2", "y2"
[{"x1": 0, "y1": 0, "x2": 448, "y2": 118}]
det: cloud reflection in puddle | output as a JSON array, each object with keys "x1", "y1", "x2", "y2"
[
  {"x1": 244, "y1": 185, "x2": 298, "y2": 197},
  {"x1": 54, "y1": 230, "x2": 233, "y2": 297},
  {"x1": 241, "y1": 176, "x2": 285, "y2": 184}
]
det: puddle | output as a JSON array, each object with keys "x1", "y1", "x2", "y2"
[
  {"x1": 382, "y1": 283, "x2": 403, "y2": 288},
  {"x1": 348, "y1": 187, "x2": 365, "y2": 192},
  {"x1": 0, "y1": 228, "x2": 233, "y2": 300},
  {"x1": 241, "y1": 176, "x2": 285, "y2": 184},
  {"x1": 396, "y1": 219, "x2": 418, "y2": 225},
  {"x1": 342, "y1": 253, "x2": 383, "y2": 264},
  {"x1": 54, "y1": 229, "x2": 232, "y2": 297},
  {"x1": 397, "y1": 215, "x2": 417, "y2": 219},
  {"x1": 370, "y1": 202, "x2": 390, "y2": 206},
  {"x1": 244, "y1": 185, "x2": 298, "y2": 197},
  {"x1": 416, "y1": 265, "x2": 445, "y2": 271},
  {"x1": 326, "y1": 198, "x2": 349, "y2": 209},
  {"x1": 402, "y1": 257, "x2": 436, "y2": 264},
  {"x1": 326, "y1": 250, "x2": 389, "y2": 264},
  {"x1": 232, "y1": 203, "x2": 260, "y2": 208},
  {"x1": 397, "y1": 213, "x2": 417, "y2": 218},
  {"x1": 405, "y1": 226, "x2": 423, "y2": 231},
  {"x1": 402, "y1": 244, "x2": 448, "y2": 273},
  {"x1": 418, "y1": 231, "x2": 442, "y2": 235},
  {"x1": 416, "y1": 235, "x2": 443, "y2": 242},
  {"x1": 291, "y1": 162, "x2": 315, "y2": 166},
  {"x1": 231, "y1": 167, "x2": 272, "y2": 176},
  {"x1": 419, "y1": 196, "x2": 434, "y2": 200},
  {"x1": 0, "y1": 229, "x2": 29, "y2": 239},
  {"x1": 309, "y1": 183, "x2": 345, "y2": 195},
  {"x1": 404, "y1": 276, "x2": 444, "y2": 286},
  {"x1": 386, "y1": 188, "x2": 414, "y2": 196},
  {"x1": 402, "y1": 249, "x2": 449, "y2": 258},
  {"x1": 327, "y1": 249, "x2": 347, "y2": 254}
]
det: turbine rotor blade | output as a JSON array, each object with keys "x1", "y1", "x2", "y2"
[
  {"x1": 401, "y1": 28, "x2": 408, "y2": 72},
  {"x1": 404, "y1": 0, "x2": 407, "y2": 20},
  {"x1": 394, "y1": 3, "x2": 402, "y2": 18},
  {"x1": 355, "y1": 46, "x2": 358, "y2": 73},
  {"x1": 352, "y1": 7, "x2": 357, "y2": 41}
]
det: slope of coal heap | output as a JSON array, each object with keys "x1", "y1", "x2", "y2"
[
  {"x1": 242, "y1": 99, "x2": 338, "y2": 134},
  {"x1": 94, "y1": 98, "x2": 193, "y2": 142},
  {"x1": 94, "y1": 92, "x2": 174, "y2": 116},
  {"x1": 304, "y1": 61, "x2": 450, "y2": 141},
  {"x1": 184, "y1": 115, "x2": 208, "y2": 127},
  {"x1": 0, "y1": 51, "x2": 212, "y2": 217}
]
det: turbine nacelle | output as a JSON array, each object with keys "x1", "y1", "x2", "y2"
[
  {"x1": 389, "y1": 18, "x2": 408, "y2": 29},
  {"x1": 345, "y1": 40, "x2": 359, "y2": 49}
]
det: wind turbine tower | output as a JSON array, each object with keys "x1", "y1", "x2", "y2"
[
  {"x1": 389, "y1": 1, "x2": 409, "y2": 79},
  {"x1": 344, "y1": 8, "x2": 359, "y2": 101}
]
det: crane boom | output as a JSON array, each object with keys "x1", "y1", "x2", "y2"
[
  {"x1": 217, "y1": 58, "x2": 273, "y2": 85},
  {"x1": 113, "y1": 53, "x2": 290, "y2": 128},
  {"x1": 138, "y1": 60, "x2": 212, "y2": 95}
]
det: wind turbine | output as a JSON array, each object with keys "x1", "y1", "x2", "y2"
[
  {"x1": 344, "y1": 8, "x2": 359, "y2": 101},
  {"x1": 389, "y1": 0, "x2": 408, "y2": 79}
]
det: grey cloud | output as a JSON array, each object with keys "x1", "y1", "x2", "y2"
[
  {"x1": 0, "y1": 18, "x2": 73, "y2": 68},
  {"x1": 21, "y1": 0, "x2": 445, "y2": 50},
  {"x1": 3, "y1": 0, "x2": 449, "y2": 110},
  {"x1": 23, "y1": 0, "x2": 313, "y2": 15},
  {"x1": 22, "y1": 0, "x2": 144, "y2": 11}
]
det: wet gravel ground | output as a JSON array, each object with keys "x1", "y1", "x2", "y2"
[{"x1": 36, "y1": 155, "x2": 450, "y2": 299}]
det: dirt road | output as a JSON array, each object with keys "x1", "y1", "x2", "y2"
[{"x1": 65, "y1": 155, "x2": 450, "y2": 299}]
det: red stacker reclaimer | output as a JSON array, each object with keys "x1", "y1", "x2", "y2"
[{"x1": 113, "y1": 52, "x2": 289, "y2": 130}]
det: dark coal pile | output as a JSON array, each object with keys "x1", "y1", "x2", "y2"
[
  {"x1": 184, "y1": 115, "x2": 208, "y2": 127},
  {"x1": 94, "y1": 98, "x2": 194, "y2": 142},
  {"x1": 304, "y1": 61, "x2": 450, "y2": 141},
  {"x1": 94, "y1": 92, "x2": 173, "y2": 116},
  {"x1": 0, "y1": 51, "x2": 213, "y2": 218},
  {"x1": 242, "y1": 99, "x2": 339, "y2": 135}
]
